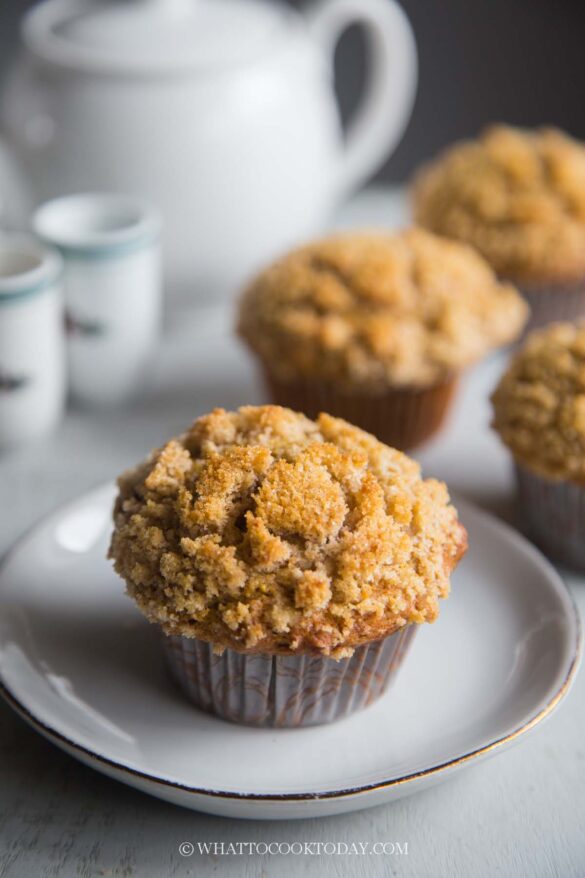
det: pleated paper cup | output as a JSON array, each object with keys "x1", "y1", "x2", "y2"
[
  {"x1": 163, "y1": 626, "x2": 416, "y2": 728},
  {"x1": 518, "y1": 277, "x2": 585, "y2": 335},
  {"x1": 515, "y1": 462, "x2": 585, "y2": 570},
  {"x1": 262, "y1": 370, "x2": 458, "y2": 452}
]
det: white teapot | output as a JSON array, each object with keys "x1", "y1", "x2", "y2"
[{"x1": 1, "y1": 0, "x2": 416, "y2": 298}]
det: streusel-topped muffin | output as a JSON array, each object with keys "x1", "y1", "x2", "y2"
[
  {"x1": 414, "y1": 126, "x2": 585, "y2": 283},
  {"x1": 413, "y1": 126, "x2": 585, "y2": 328},
  {"x1": 492, "y1": 322, "x2": 585, "y2": 482},
  {"x1": 238, "y1": 228, "x2": 527, "y2": 449},
  {"x1": 109, "y1": 405, "x2": 467, "y2": 726},
  {"x1": 492, "y1": 322, "x2": 585, "y2": 568},
  {"x1": 239, "y1": 228, "x2": 526, "y2": 390},
  {"x1": 110, "y1": 404, "x2": 466, "y2": 656}
]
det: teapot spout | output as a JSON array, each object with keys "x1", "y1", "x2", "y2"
[
  {"x1": 0, "y1": 57, "x2": 38, "y2": 231},
  {"x1": 0, "y1": 137, "x2": 33, "y2": 232}
]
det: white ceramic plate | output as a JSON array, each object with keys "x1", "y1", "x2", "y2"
[{"x1": 0, "y1": 484, "x2": 580, "y2": 819}]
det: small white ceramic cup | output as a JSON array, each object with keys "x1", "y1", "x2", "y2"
[
  {"x1": 0, "y1": 234, "x2": 65, "y2": 448},
  {"x1": 33, "y1": 193, "x2": 162, "y2": 407}
]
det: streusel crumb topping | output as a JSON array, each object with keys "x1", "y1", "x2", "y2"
[
  {"x1": 413, "y1": 125, "x2": 585, "y2": 283},
  {"x1": 109, "y1": 406, "x2": 466, "y2": 656},
  {"x1": 492, "y1": 322, "x2": 585, "y2": 483},
  {"x1": 238, "y1": 228, "x2": 527, "y2": 391}
]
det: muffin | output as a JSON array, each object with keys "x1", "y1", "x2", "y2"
[
  {"x1": 238, "y1": 228, "x2": 527, "y2": 450},
  {"x1": 492, "y1": 322, "x2": 585, "y2": 569},
  {"x1": 109, "y1": 404, "x2": 467, "y2": 727},
  {"x1": 413, "y1": 125, "x2": 585, "y2": 331}
]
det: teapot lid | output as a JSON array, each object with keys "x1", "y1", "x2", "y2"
[{"x1": 24, "y1": 0, "x2": 301, "y2": 74}]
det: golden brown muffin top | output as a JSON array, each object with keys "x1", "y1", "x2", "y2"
[
  {"x1": 413, "y1": 125, "x2": 585, "y2": 283},
  {"x1": 109, "y1": 405, "x2": 466, "y2": 657},
  {"x1": 492, "y1": 322, "x2": 585, "y2": 483},
  {"x1": 238, "y1": 228, "x2": 527, "y2": 391}
]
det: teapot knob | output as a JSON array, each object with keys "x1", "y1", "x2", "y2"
[{"x1": 138, "y1": 0, "x2": 196, "y2": 12}]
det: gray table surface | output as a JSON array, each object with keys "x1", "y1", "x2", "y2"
[{"x1": 1, "y1": 189, "x2": 584, "y2": 878}]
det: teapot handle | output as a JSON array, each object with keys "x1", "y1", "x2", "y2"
[{"x1": 307, "y1": 0, "x2": 417, "y2": 201}]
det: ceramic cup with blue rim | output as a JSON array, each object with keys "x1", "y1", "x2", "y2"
[
  {"x1": 33, "y1": 193, "x2": 162, "y2": 407},
  {"x1": 0, "y1": 234, "x2": 65, "y2": 448}
]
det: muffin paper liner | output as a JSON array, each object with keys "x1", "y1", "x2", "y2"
[
  {"x1": 515, "y1": 463, "x2": 585, "y2": 570},
  {"x1": 519, "y1": 278, "x2": 585, "y2": 335},
  {"x1": 163, "y1": 625, "x2": 416, "y2": 727},
  {"x1": 262, "y1": 369, "x2": 458, "y2": 451}
]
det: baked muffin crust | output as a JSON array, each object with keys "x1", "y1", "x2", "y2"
[
  {"x1": 109, "y1": 405, "x2": 466, "y2": 656},
  {"x1": 238, "y1": 228, "x2": 527, "y2": 391},
  {"x1": 492, "y1": 322, "x2": 585, "y2": 483},
  {"x1": 413, "y1": 125, "x2": 585, "y2": 283}
]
